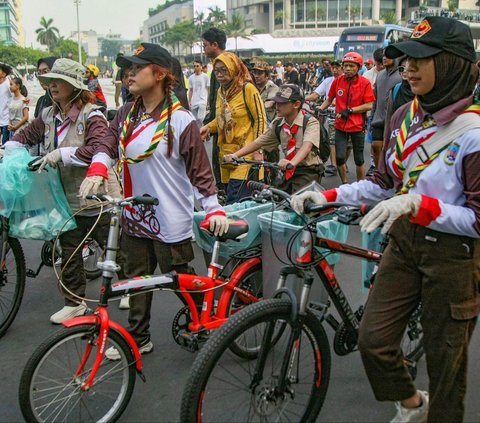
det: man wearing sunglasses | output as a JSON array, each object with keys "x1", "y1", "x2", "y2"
[{"x1": 370, "y1": 53, "x2": 403, "y2": 168}]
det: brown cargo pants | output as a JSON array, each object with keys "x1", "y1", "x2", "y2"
[{"x1": 358, "y1": 218, "x2": 480, "y2": 423}]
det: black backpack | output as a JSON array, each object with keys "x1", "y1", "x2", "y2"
[{"x1": 274, "y1": 112, "x2": 330, "y2": 163}]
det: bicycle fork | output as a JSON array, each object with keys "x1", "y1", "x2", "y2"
[{"x1": 251, "y1": 267, "x2": 314, "y2": 400}]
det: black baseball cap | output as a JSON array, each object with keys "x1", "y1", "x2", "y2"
[
  {"x1": 116, "y1": 43, "x2": 172, "y2": 69},
  {"x1": 385, "y1": 16, "x2": 476, "y2": 63},
  {"x1": 273, "y1": 84, "x2": 304, "y2": 103}
]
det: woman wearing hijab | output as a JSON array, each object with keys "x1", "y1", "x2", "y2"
[
  {"x1": 200, "y1": 52, "x2": 267, "y2": 204},
  {"x1": 292, "y1": 17, "x2": 480, "y2": 423}
]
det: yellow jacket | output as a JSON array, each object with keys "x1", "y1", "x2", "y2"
[{"x1": 208, "y1": 82, "x2": 267, "y2": 183}]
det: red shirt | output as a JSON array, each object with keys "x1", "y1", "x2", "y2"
[{"x1": 328, "y1": 74, "x2": 375, "y2": 132}]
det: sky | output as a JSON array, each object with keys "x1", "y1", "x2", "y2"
[{"x1": 22, "y1": 0, "x2": 160, "y2": 48}]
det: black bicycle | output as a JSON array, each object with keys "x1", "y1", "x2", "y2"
[{"x1": 180, "y1": 181, "x2": 424, "y2": 422}]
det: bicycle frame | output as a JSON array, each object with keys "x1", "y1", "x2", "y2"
[{"x1": 61, "y1": 196, "x2": 261, "y2": 389}]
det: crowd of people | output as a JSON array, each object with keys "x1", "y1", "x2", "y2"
[{"x1": 0, "y1": 15, "x2": 479, "y2": 423}]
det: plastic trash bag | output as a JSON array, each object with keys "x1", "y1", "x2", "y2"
[{"x1": 0, "y1": 148, "x2": 77, "y2": 240}]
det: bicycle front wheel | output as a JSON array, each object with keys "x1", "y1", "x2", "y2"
[
  {"x1": 181, "y1": 298, "x2": 331, "y2": 423},
  {"x1": 0, "y1": 237, "x2": 26, "y2": 338},
  {"x1": 19, "y1": 325, "x2": 136, "y2": 423}
]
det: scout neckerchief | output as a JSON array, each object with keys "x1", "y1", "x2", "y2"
[
  {"x1": 117, "y1": 93, "x2": 182, "y2": 174},
  {"x1": 393, "y1": 97, "x2": 480, "y2": 194},
  {"x1": 282, "y1": 120, "x2": 300, "y2": 180}
]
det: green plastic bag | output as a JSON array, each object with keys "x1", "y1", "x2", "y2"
[{"x1": 0, "y1": 148, "x2": 77, "y2": 240}]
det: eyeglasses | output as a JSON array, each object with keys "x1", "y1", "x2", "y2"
[
  {"x1": 213, "y1": 67, "x2": 229, "y2": 75},
  {"x1": 398, "y1": 66, "x2": 406, "y2": 73}
]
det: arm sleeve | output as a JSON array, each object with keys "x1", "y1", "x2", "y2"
[{"x1": 11, "y1": 116, "x2": 45, "y2": 146}]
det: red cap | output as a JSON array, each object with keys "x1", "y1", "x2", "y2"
[{"x1": 366, "y1": 58, "x2": 374, "y2": 64}]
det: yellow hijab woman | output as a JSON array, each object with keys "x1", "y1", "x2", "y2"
[{"x1": 207, "y1": 52, "x2": 267, "y2": 187}]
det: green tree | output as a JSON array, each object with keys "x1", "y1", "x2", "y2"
[
  {"x1": 0, "y1": 45, "x2": 45, "y2": 70},
  {"x1": 51, "y1": 39, "x2": 87, "y2": 63},
  {"x1": 381, "y1": 11, "x2": 397, "y2": 24},
  {"x1": 346, "y1": 5, "x2": 361, "y2": 26},
  {"x1": 35, "y1": 17, "x2": 60, "y2": 51},
  {"x1": 225, "y1": 13, "x2": 250, "y2": 53},
  {"x1": 447, "y1": 0, "x2": 457, "y2": 12},
  {"x1": 206, "y1": 6, "x2": 227, "y2": 27},
  {"x1": 101, "y1": 38, "x2": 123, "y2": 59}
]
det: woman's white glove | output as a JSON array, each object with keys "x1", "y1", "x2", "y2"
[
  {"x1": 291, "y1": 191, "x2": 327, "y2": 214},
  {"x1": 33, "y1": 149, "x2": 62, "y2": 172},
  {"x1": 79, "y1": 175, "x2": 108, "y2": 199},
  {"x1": 360, "y1": 194, "x2": 422, "y2": 234},
  {"x1": 208, "y1": 214, "x2": 229, "y2": 236}
]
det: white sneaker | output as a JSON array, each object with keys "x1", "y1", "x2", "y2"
[
  {"x1": 50, "y1": 302, "x2": 87, "y2": 324},
  {"x1": 391, "y1": 390, "x2": 429, "y2": 423},
  {"x1": 105, "y1": 339, "x2": 154, "y2": 361},
  {"x1": 119, "y1": 295, "x2": 130, "y2": 310}
]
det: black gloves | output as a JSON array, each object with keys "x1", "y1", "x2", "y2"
[{"x1": 339, "y1": 108, "x2": 353, "y2": 119}]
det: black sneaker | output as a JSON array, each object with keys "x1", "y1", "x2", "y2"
[
  {"x1": 325, "y1": 165, "x2": 337, "y2": 175},
  {"x1": 366, "y1": 165, "x2": 376, "y2": 177}
]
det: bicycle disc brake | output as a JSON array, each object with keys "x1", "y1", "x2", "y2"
[{"x1": 333, "y1": 306, "x2": 364, "y2": 356}]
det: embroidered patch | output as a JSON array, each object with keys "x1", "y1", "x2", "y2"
[
  {"x1": 44, "y1": 124, "x2": 50, "y2": 136},
  {"x1": 411, "y1": 19, "x2": 432, "y2": 39},
  {"x1": 134, "y1": 45, "x2": 145, "y2": 55},
  {"x1": 444, "y1": 142, "x2": 460, "y2": 166},
  {"x1": 163, "y1": 125, "x2": 173, "y2": 140},
  {"x1": 76, "y1": 122, "x2": 85, "y2": 135},
  {"x1": 337, "y1": 89, "x2": 344, "y2": 97}
]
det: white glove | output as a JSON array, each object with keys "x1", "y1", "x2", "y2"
[
  {"x1": 32, "y1": 149, "x2": 62, "y2": 172},
  {"x1": 209, "y1": 214, "x2": 229, "y2": 236},
  {"x1": 291, "y1": 190, "x2": 327, "y2": 214},
  {"x1": 360, "y1": 194, "x2": 422, "y2": 234},
  {"x1": 79, "y1": 175, "x2": 108, "y2": 199}
]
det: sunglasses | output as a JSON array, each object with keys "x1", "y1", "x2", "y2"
[{"x1": 398, "y1": 66, "x2": 406, "y2": 73}]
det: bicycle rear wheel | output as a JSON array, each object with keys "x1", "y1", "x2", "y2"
[
  {"x1": 401, "y1": 302, "x2": 424, "y2": 379},
  {"x1": 0, "y1": 237, "x2": 26, "y2": 338},
  {"x1": 19, "y1": 325, "x2": 136, "y2": 423},
  {"x1": 181, "y1": 298, "x2": 331, "y2": 423}
]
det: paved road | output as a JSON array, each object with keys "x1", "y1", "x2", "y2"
[{"x1": 1, "y1": 80, "x2": 479, "y2": 422}]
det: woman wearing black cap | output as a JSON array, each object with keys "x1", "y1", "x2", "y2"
[
  {"x1": 292, "y1": 16, "x2": 480, "y2": 423},
  {"x1": 91, "y1": 43, "x2": 228, "y2": 359}
]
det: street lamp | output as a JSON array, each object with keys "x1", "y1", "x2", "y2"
[{"x1": 73, "y1": 0, "x2": 82, "y2": 63}]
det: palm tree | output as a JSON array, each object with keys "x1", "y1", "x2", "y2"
[
  {"x1": 207, "y1": 6, "x2": 227, "y2": 27},
  {"x1": 35, "y1": 17, "x2": 60, "y2": 51},
  {"x1": 225, "y1": 13, "x2": 250, "y2": 53}
]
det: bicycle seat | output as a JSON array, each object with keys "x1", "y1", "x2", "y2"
[{"x1": 200, "y1": 218, "x2": 249, "y2": 241}]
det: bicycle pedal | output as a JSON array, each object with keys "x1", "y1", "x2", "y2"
[{"x1": 175, "y1": 332, "x2": 200, "y2": 353}]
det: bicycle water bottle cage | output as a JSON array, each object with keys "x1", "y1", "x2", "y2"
[{"x1": 200, "y1": 218, "x2": 249, "y2": 242}]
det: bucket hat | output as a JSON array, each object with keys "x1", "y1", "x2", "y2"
[
  {"x1": 38, "y1": 58, "x2": 89, "y2": 91},
  {"x1": 385, "y1": 16, "x2": 476, "y2": 63}
]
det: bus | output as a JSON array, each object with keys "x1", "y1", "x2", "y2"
[{"x1": 334, "y1": 24, "x2": 412, "y2": 62}]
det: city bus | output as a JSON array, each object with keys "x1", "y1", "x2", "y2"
[{"x1": 334, "y1": 24, "x2": 412, "y2": 61}]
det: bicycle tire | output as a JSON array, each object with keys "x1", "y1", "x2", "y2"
[
  {"x1": 0, "y1": 237, "x2": 26, "y2": 338},
  {"x1": 226, "y1": 263, "x2": 264, "y2": 359},
  {"x1": 83, "y1": 239, "x2": 103, "y2": 280},
  {"x1": 181, "y1": 298, "x2": 331, "y2": 423},
  {"x1": 19, "y1": 324, "x2": 136, "y2": 423}
]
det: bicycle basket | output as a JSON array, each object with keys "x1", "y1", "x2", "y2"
[
  {"x1": 193, "y1": 200, "x2": 274, "y2": 258},
  {"x1": 0, "y1": 148, "x2": 77, "y2": 240}
]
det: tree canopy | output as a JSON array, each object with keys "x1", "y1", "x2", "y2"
[{"x1": 35, "y1": 17, "x2": 60, "y2": 51}]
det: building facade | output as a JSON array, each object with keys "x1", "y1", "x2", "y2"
[
  {"x1": 227, "y1": 0, "x2": 480, "y2": 36},
  {"x1": 0, "y1": 0, "x2": 19, "y2": 45}
]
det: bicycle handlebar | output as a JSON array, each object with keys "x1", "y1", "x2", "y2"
[
  {"x1": 86, "y1": 194, "x2": 159, "y2": 206},
  {"x1": 246, "y1": 180, "x2": 291, "y2": 201},
  {"x1": 229, "y1": 157, "x2": 293, "y2": 170}
]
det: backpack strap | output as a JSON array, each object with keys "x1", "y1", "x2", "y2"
[
  {"x1": 393, "y1": 82, "x2": 402, "y2": 102},
  {"x1": 242, "y1": 82, "x2": 255, "y2": 127}
]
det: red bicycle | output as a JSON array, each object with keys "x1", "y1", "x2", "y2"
[{"x1": 18, "y1": 194, "x2": 264, "y2": 423}]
